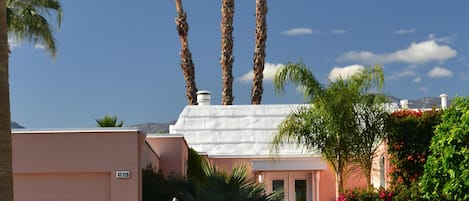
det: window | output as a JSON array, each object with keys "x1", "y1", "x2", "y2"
[
  {"x1": 295, "y1": 180, "x2": 306, "y2": 201},
  {"x1": 272, "y1": 180, "x2": 284, "y2": 201}
]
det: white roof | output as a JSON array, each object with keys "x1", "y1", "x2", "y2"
[{"x1": 170, "y1": 104, "x2": 319, "y2": 158}]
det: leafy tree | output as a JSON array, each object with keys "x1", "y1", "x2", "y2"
[
  {"x1": 95, "y1": 115, "x2": 124, "y2": 127},
  {"x1": 174, "y1": 0, "x2": 198, "y2": 105},
  {"x1": 1, "y1": 1, "x2": 62, "y2": 200},
  {"x1": 220, "y1": 0, "x2": 235, "y2": 105},
  {"x1": 420, "y1": 96, "x2": 469, "y2": 201},
  {"x1": 251, "y1": 0, "x2": 267, "y2": 104},
  {"x1": 271, "y1": 63, "x2": 386, "y2": 196}
]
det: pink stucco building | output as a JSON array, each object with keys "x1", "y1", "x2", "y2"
[
  {"x1": 16, "y1": 91, "x2": 436, "y2": 200},
  {"x1": 12, "y1": 128, "x2": 188, "y2": 201}
]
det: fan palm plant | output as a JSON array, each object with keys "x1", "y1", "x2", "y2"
[{"x1": 95, "y1": 115, "x2": 124, "y2": 127}]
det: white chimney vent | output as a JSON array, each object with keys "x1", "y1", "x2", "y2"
[
  {"x1": 439, "y1": 94, "x2": 448, "y2": 110},
  {"x1": 400, "y1": 99, "x2": 408, "y2": 110},
  {"x1": 197, "y1": 91, "x2": 211, "y2": 105}
]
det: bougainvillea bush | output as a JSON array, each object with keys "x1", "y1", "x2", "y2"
[
  {"x1": 386, "y1": 109, "x2": 442, "y2": 187},
  {"x1": 337, "y1": 188, "x2": 393, "y2": 201},
  {"x1": 419, "y1": 97, "x2": 469, "y2": 201}
]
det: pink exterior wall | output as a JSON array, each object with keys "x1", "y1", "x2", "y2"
[
  {"x1": 141, "y1": 141, "x2": 160, "y2": 171},
  {"x1": 12, "y1": 130, "x2": 147, "y2": 201},
  {"x1": 146, "y1": 135, "x2": 188, "y2": 179}
]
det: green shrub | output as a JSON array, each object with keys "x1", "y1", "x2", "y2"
[{"x1": 419, "y1": 96, "x2": 469, "y2": 201}]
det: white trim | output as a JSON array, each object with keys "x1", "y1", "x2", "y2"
[
  {"x1": 12, "y1": 127, "x2": 140, "y2": 134},
  {"x1": 146, "y1": 133, "x2": 185, "y2": 138},
  {"x1": 252, "y1": 158, "x2": 327, "y2": 171}
]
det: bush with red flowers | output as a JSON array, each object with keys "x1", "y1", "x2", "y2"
[
  {"x1": 337, "y1": 188, "x2": 393, "y2": 201},
  {"x1": 386, "y1": 109, "x2": 442, "y2": 187}
]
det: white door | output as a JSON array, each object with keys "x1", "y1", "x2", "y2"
[
  {"x1": 265, "y1": 172, "x2": 312, "y2": 201},
  {"x1": 288, "y1": 173, "x2": 311, "y2": 201}
]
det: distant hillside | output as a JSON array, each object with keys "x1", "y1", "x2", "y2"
[
  {"x1": 131, "y1": 120, "x2": 176, "y2": 134},
  {"x1": 388, "y1": 96, "x2": 450, "y2": 109},
  {"x1": 11, "y1": 121, "x2": 24, "y2": 129}
]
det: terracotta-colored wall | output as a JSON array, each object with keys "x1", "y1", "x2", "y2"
[
  {"x1": 12, "y1": 130, "x2": 145, "y2": 201},
  {"x1": 146, "y1": 135, "x2": 188, "y2": 179}
]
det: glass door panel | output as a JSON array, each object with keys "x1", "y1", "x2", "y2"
[{"x1": 295, "y1": 179, "x2": 306, "y2": 201}]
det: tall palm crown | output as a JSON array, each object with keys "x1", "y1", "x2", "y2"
[
  {"x1": 251, "y1": 0, "x2": 267, "y2": 104},
  {"x1": 7, "y1": 0, "x2": 62, "y2": 57},
  {"x1": 0, "y1": 1, "x2": 62, "y2": 200},
  {"x1": 220, "y1": 0, "x2": 235, "y2": 105}
]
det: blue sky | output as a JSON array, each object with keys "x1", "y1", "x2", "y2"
[{"x1": 9, "y1": 0, "x2": 469, "y2": 128}]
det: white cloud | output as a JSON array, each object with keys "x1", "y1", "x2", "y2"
[
  {"x1": 428, "y1": 66, "x2": 453, "y2": 78},
  {"x1": 239, "y1": 63, "x2": 284, "y2": 83},
  {"x1": 328, "y1": 64, "x2": 364, "y2": 81},
  {"x1": 419, "y1": 87, "x2": 428, "y2": 93},
  {"x1": 413, "y1": 77, "x2": 422, "y2": 83},
  {"x1": 332, "y1": 29, "x2": 347, "y2": 34},
  {"x1": 34, "y1": 44, "x2": 46, "y2": 49},
  {"x1": 337, "y1": 40, "x2": 457, "y2": 65},
  {"x1": 459, "y1": 72, "x2": 469, "y2": 80},
  {"x1": 8, "y1": 37, "x2": 21, "y2": 49},
  {"x1": 394, "y1": 28, "x2": 416, "y2": 35},
  {"x1": 388, "y1": 69, "x2": 416, "y2": 80},
  {"x1": 282, "y1": 28, "x2": 313, "y2": 36},
  {"x1": 428, "y1": 33, "x2": 456, "y2": 44}
]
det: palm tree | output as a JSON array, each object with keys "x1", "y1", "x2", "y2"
[
  {"x1": 174, "y1": 0, "x2": 198, "y2": 105},
  {"x1": 220, "y1": 0, "x2": 235, "y2": 105},
  {"x1": 96, "y1": 115, "x2": 124, "y2": 127},
  {"x1": 0, "y1": 1, "x2": 12, "y2": 200},
  {"x1": 250, "y1": 0, "x2": 267, "y2": 105},
  {"x1": 0, "y1": 1, "x2": 61, "y2": 200},
  {"x1": 271, "y1": 63, "x2": 385, "y2": 197}
]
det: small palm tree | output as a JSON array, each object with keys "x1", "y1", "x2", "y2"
[
  {"x1": 271, "y1": 63, "x2": 385, "y2": 197},
  {"x1": 96, "y1": 115, "x2": 124, "y2": 127}
]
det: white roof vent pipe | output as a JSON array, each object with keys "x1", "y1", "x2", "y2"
[
  {"x1": 197, "y1": 91, "x2": 211, "y2": 105},
  {"x1": 400, "y1": 99, "x2": 408, "y2": 110},
  {"x1": 440, "y1": 93, "x2": 448, "y2": 110}
]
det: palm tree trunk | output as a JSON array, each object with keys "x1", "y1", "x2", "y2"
[
  {"x1": 174, "y1": 0, "x2": 198, "y2": 105},
  {"x1": 0, "y1": 0, "x2": 14, "y2": 200},
  {"x1": 220, "y1": 0, "x2": 235, "y2": 105},
  {"x1": 251, "y1": 0, "x2": 267, "y2": 105}
]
